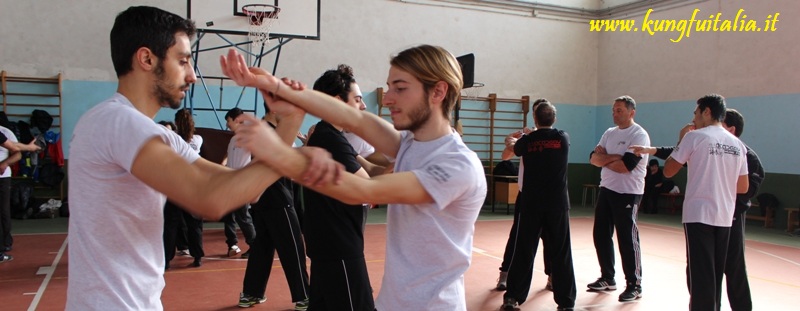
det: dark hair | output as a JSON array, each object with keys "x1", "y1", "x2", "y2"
[
  {"x1": 390, "y1": 45, "x2": 462, "y2": 120},
  {"x1": 534, "y1": 101, "x2": 556, "y2": 127},
  {"x1": 723, "y1": 108, "x2": 744, "y2": 137},
  {"x1": 532, "y1": 98, "x2": 548, "y2": 110},
  {"x1": 110, "y1": 6, "x2": 196, "y2": 77},
  {"x1": 225, "y1": 107, "x2": 244, "y2": 121},
  {"x1": 174, "y1": 108, "x2": 195, "y2": 142},
  {"x1": 696, "y1": 94, "x2": 726, "y2": 122},
  {"x1": 648, "y1": 159, "x2": 659, "y2": 167},
  {"x1": 313, "y1": 64, "x2": 356, "y2": 102},
  {"x1": 157, "y1": 120, "x2": 177, "y2": 132},
  {"x1": 614, "y1": 95, "x2": 636, "y2": 110}
]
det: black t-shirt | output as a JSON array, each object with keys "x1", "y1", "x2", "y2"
[
  {"x1": 514, "y1": 128, "x2": 570, "y2": 209},
  {"x1": 303, "y1": 121, "x2": 366, "y2": 260},
  {"x1": 251, "y1": 122, "x2": 295, "y2": 211}
]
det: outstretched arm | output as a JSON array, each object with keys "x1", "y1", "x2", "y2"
[
  {"x1": 220, "y1": 49, "x2": 402, "y2": 158},
  {"x1": 234, "y1": 114, "x2": 434, "y2": 205}
]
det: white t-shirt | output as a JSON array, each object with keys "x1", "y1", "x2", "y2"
[
  {"x1": 375, "y1": 130, "x2": 486, "y2": 311},
  {"x1": 0, "y1": 126, "x2": 18, "y2": 178},
  {"x1": 226, "y1": 135, "x2": 250, "y2": 169},
  {"x1": 187, "y1": 134, "x2": 203, "y2": 154},
  {"x1": 669, "y1": 125, "x2": 748, "y2": 227},
  {"x1": 67, "y1": 93, "x2": 200, "y2": 311},
  {"x1": 343, "y1": 131, "x2": 375, "y2": 158},
  {"x1": 597, "y1": 123, "x2": 650, "y2": 194}
]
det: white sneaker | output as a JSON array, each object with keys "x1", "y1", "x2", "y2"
[{"x1": 228, "y1": 245, "x2": 241, "y2": 257}]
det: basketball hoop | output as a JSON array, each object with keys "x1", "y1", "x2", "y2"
[
  {"x1": 461, "y1": 82, "x2": 485, "y2": 101},
  {"x1": 242, "y1": 4, "x2": 281, "y2": 47}
]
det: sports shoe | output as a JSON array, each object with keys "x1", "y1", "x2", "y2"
[
  {"x1": 587, "y1": 277, "x2": 617, "y2": 291},
  {"x1": 496, "y1": 271, "x2": 509, "y2": 290},
  {"x1": 0, "y1": 254, "x2": 13, "y2": 263},
  {"x1": 294, "y1": 298, "x2": 309, "y2": 311},
  {"x1": 191, "y1": 258, "x2": 202, "y2": 267},
  {"x1": 241, "y1": 249, "x2": 251, "y2": 259},
  {"x1": 501, "y1": 297, "x2": 518, "y2": 311},
  {"x1": 618, "y1": 284, "x2": 642, "y2": 301},
  {"x1": 545, "y1": 275, "x2": 553, "y2": 291},
  {"x1": 238, "y1": 292, "x2": 266, "y2": 308},
  {"x1": 177, "y1": 249, "x2": 191, "y2": 257},
  {"x1": 228, "y1": 245, "x2": 242, "y2": 257}
]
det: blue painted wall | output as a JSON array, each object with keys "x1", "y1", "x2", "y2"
[{"x1": 58, "y1": 79, "x2": 798, "y2": 175}]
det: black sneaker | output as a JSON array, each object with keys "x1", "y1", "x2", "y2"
[
  {"x1": 0, "y1": 254, "x2": 13, "y2": 263},
  {"x1": 192, "y1": 258, "x2": 202, "y2": 267},
  {"x1": 241, "y1": 249, "x2": 251, "y2": 259},
  {"x1": 238, "y1": 292, "x2": 266, "y2": 308},
  {"x1": 501, "y1": 297, "x2": 518, "y2": 311},
  {"x1": 587, "y1": 277, "x2": 617, "y2": 291},
  {"x1": 619, "y1": 284, "x2": 642, "y2": 301}
]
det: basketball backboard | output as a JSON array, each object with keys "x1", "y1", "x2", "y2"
[{"x1": 188, "y1": 0, "x2": 320, "y2": 39}]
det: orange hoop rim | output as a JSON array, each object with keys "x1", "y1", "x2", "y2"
[{"x1": 242, "y1": 4, "x2": 281, "y2": 25}]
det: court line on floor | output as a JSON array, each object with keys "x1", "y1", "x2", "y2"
[{"x1": 28, "y1": 235, "x2": 68, "y2": 311}]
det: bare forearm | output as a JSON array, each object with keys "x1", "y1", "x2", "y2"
[
  {"x1": 590, "y1": 153, "x2": 622, "y2": 167},
  {"x1": 274, "y1": 88, "x2": 400, "y2": 157},
  {"x1": 501, "y1": 146, "x2": 515, "y2": 160}
]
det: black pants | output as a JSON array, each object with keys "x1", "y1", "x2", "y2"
[
  {"x1": 242, "y1": 204, "x2": 309, "y2": 302},
  {"x1": 223, "y1": 205, "x2": 256, "y2": 248},
  {"x1": 500, "y1": 193, "x2": 551, "y2": 276},
  {"x1": 503, "y1": 203, "x2": 576, "y2": 308},
  {"x1": 684, "y1": 222, "x2": 730, "y2": 311},
  {"x1": 0, "y1": 178, "x2": 11, "y2": 250},
  {"x1": 309, "y1": 257, "x2": 374, "y2": 311},
  {"x1": 592, "y1": 187, "x2": 643, "y2": 285},
  {"x1": 164, "y1": 200, "x2": 204, "y2": 263},
  {"x1": 725, "y1": 212, "x2": 751, "y2": 310}
]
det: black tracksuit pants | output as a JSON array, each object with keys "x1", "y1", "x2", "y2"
[
  {"x1": 500, "y1": 192, "x2": 551, "y2": 276},
  {"x1": 242, "y1": 202, "x2": 309, "y2": 302},
  {"x1": 725, "y1": 211, "x2": 752, "y2": 310},
  {"x1": 684, "y1": 222, "x2": 730, "y2": 311},
  {"x1": 503, "y1": 205, "x2": 576, "y2": 308},
  {"x1": 592, "y1": 187, "x2": 643, "y2": 285},
  {"x1": 163, "y1": 200, "x2": 204, "y2": 264}
]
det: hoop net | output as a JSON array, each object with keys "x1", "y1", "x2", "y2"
[
  {"x1": 461, "y1": 82, "x2": 485, "y2": 101},
  {"x1": 242, "y1": 4, "x2": 281, "y2": 47}
]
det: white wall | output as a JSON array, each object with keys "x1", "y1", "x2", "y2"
[
  {"x1": 0, "y1": 0, "x2": 599, "y2": 105},
  {"x1": 597, "y1": 0, "x2": 800, "y2": 103}
]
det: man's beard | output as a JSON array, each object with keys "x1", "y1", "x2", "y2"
[
  {"x1": 396, "y1": 98, "x2": 432, "y2": 132},
  {"x1": 154, "y1": 63, "x2": 185, "y2": 109}
]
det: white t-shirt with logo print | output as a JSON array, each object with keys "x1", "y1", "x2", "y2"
[
  {"x1": 597, "y1": 123, "x2": 650, "y2": 195},
  {"x1": 375, "y1": 130, "x2": 486, "y2": 311},
  {"x1": 669, "y1": 125, "x2": 747, "y2": 227}
]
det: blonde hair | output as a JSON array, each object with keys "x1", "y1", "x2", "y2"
[{"x1": 390, "y1": 45, "x2": 463, "y2": 120}]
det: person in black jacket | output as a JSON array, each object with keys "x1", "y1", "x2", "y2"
[{"x1": 630, "y1": 108, "x2": 763, "y2": 310}]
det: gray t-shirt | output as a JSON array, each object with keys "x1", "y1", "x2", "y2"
[
  {"x1": 66, "y1": 93, "x2": 200, "y2": 311},
  {"x1": 375, "y1": 130, "x2": 486, "y2": 311}
]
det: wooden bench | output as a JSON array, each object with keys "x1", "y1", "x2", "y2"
[
  {"x1": 745, "y1": 202, "x2": 774, "y2": 228},
  {"x1": 659, "y1": 193, "x2": 684, "y2": 214},
  {"x1": 786, "y1": 207, "x2": 799, "y2": 233}
]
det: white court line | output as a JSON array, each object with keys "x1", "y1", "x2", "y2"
[
  {"x1": 28, "y1": 236, "x2": 68, "y2": 311},
  {"x1": 748, "y1": 247, "x2": 800, "y2": 267}
]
